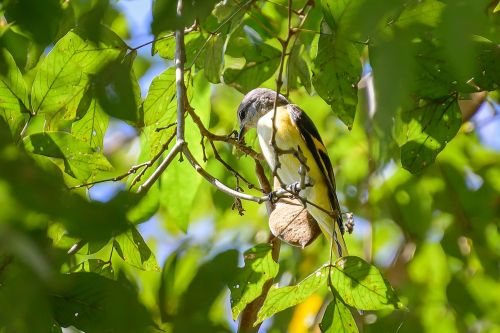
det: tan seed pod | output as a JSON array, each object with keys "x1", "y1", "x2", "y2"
[{"x1": 269, "y1": 177, "x2": 321, "y2": 247}]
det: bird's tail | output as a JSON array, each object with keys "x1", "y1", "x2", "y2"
[{"x1": 313, "y1": 209, "x2": 348, "y2": 258}]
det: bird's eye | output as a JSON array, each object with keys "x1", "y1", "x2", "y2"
[{"x1": 239, "y1": 108, "x2": 247, "y2": 122}]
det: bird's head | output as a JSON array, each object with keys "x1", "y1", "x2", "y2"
[{"x1": 237, "y1": 88, "x2": 289, "y2": 141}]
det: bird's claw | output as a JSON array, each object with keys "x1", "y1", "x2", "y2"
[
  {"x1": 286, "y1": 181, "x2": 301, "y2": 195},
  {"x1": 344, "y1": 212, "x2": 355, "y2": 234},
  {"x1": 267, "y1": 191, "x2": 279, "y2": 204}
]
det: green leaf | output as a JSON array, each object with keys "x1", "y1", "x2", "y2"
[
  {"x1": 0, "y1": 48, "x2": 29, "y2": 139},
  {"x1": 393, "y1": 0, "x2": 445, "y2": 29},
  {"x1": 396, "y1": 97, "x2": 462, "y2": 174},
  {"x1": 51, "y1": 272, "x2": 153, "y2": 332},
  {"x1": 312, "y1": 21, "x2": 361, "y2": 129},
  {"x1": 160, "y1": 72, "x2": 210, "y2": 231},
  {"x1": 158, "y1": 131, "x2": 200, "y2": 233},
  {"x1": 113, "y1": 227, "x2": 160, "y2": 271},
  {"x1": 154, "y1": 32, "x2": 207, "y2": 67},
  {"x1": 31, "y1": 27, "x2": 127, "y2": 121},
  {"x1": 330, "y1": 256, "x2": 402, "y2": 311},
  {"x1": 72, "y1": 94, "x2": 109, "y2": 151},
  {"x1": 223, "y1": 41, "x2": 281, "y2": 93},
  {"x1": 151, "y1": 0, "x2": 219, "y2": 35},
  {"x1": 320, "y1": 297, "x2": 358, "y2": 333},
  {"x1": 126, "y1": 184, "x2": 161, "y2": 224},
  {"x1": 256, "y1": 265, "x2": 329, "y2": 324},
  {"x1": 152, "y1": 35, "x2": 175, "y2": 59},
  {"x1": 173, "y1": 250, "x2": 238, "y2": 332},
  {"x1": 142, "y1": 67, "x2": 177, "y2": 159},
  {"x1": 144, "y1": 67, "x2": 177, "y2": 127},
  {"x1": 23, "y1": 131, "x2": 113, "y2": 181},
  {"x1": 3, "y1": 0, "x2": 62, "y2": 46},
  {"x1": 159, "y1": 247, "x2": 204, "y2": 321},
  {"x1": 288, "y1": 42, "x2": 312, "y2": 93},
  {"x1": 159, "y1": 251, "x2": 179, "y2": 321},
  {"x1": 83, "y1": 259, "x2": 115, "y2": 279},
  {"x1": 0, "y1": 145, "x2": 129, "y2": 241},
  {"x1": 471, "y1": 38, "x2": 500, "y2": 92},
  {"x1": 321, "y1": 0, "x2": 352, "y2": 31},
  {"x1": 204, "y1": 34, "x2": 225, "y2": 83},
  {"x1": 0, "y1": 262, "x2": 56, "y2": 332},
  {"x1": 93, "y1": 51, "x2": 143, "y2": 125},
  {"x1": 230, "y1": 244, "x2": 279, "y2": 320}
]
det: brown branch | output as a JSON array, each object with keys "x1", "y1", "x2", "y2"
[
  {"x1": 187, "y1": 105, "x2": 263, "y2": 160},
  {"x1": 189, "y1": 0, "x2": 255, "y2": 67},
  {"x1": 238, "y1": 236, "x2": 280, "y2": 333},
  {"x1": 208, "y1": 140, "x2": 261, "y2": 191},
  {"x1": 131, "y1": 24, "x2": 197, "y2": 51},
  {"x1": 129, "y1": 129, "x2": 177, "y2": 189},
  {"x1": 68, "y1": 162, "x2": 149, "y2": 190},
  {"x1": 136, "y1": 0, "x2": 188, "y2": 194}
]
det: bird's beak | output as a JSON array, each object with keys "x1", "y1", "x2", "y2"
[{"x1": 238, "y1": 125, "x2": 247, "y2": 142}]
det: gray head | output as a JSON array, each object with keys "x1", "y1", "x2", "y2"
[{"x1": 237, "y1": 88, "x2": 289, "y2": 141}]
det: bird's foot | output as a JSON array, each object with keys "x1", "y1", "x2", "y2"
[
  {"x1": 267, "y1": 190, "x2": 279, "y2": 204},
  {"x1": 343, "y1": 212, "x2": 355, "y2": 234},
  {"x1": 286, "y1": 181, "x2": 302, "y2": 195}
]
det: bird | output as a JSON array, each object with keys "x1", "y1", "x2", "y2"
[{"x1": 237, "y1": 88, "x2": 348, "y2": 258}]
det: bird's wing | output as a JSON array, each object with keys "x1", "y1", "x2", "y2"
[{"x1": 287, "y1": 104, "x2": 345, "y2": 235}]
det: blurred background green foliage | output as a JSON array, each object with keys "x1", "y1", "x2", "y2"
[{"x1": 0, "y1": 0, "x2": 499, "y2": 332}]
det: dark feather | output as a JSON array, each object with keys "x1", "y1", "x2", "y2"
[{"x1": 288, "y1": 104, "x2": 344, "y2": 234}]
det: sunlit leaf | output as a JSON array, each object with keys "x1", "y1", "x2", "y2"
[
  {"x1": 256, "y1": 266, "x2": 329, "y2": 324},
  {"x1": 144, "y1": 67, "x2": 177, "y2": 127},
  {"x1": 223, "y1": 40, "x2": 281, "y2": 93},
  {"x1": 160, "y1": 72, "x2": 210, "y2": 231},
  {"x1": 396, "y1": 97, "x2": 462, "y2": 174},
  {"x1": 331, "y1": 256, "x2": 402, "y2": 310},
  {"x1": 0, "y1": 48, "x2": 29, "y2": 139},
  {"x1": 72, "y1": 93, "x2": 109, "y2": 151},
  {"x1": 204, "y1": 34, "x2": 225, "y2": 83},
  {"x1": 312, "y1": 21, "x2": 361, "y2": 129},
  {"x1": 320, "y1": 296, "x2": 358, "y2": 333},
  {"x1": 288, "y1": 42, "x2": 312, "y2": 93},
  {"x1": 152, "y1": 35, "x2": 175, "y2": 58},
  {"x1": 230, "y1": 243, "x2": 279, "y2": 320},
  {"x1": 142, "y1": 67, "x2": 177, "y2": 159},
  {"x1": 113, "y1": 227, "x2": 160, "y2": 271},
  {"x1": 23, "y1": 131, "x2": 112, "y2": 181},
  {"x1": 31, "y1": 27, "x2": 127, "y2": 122}
]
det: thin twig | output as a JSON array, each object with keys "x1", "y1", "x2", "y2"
[
  {"x1": 129, "y1": 129, "x2": 177, "y2": 189},
  {"x1": 131, "y1": 24, "x2": 197, "y2": 51},
  {"x1": 188, "y1": 0, "x2": 255, "y2": 68},
  {"x1": 137, "y1": 141, "x2": 184, "y2": 193},
  {"x1": 186, "y1": 104, "x2": 263, "y2": 160},
  {"x1": 208, "y1": 140, "x2": 260, "y2": 190},
  {"x1": 182, "y1": 145, "x2": 263, "y2": 202},
  {"x1": 69, "y1": 162, "x2": 149, "y2": 190},
  {"x1": 137, "y1": 1, "x2": 187, "y2": 194}
]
